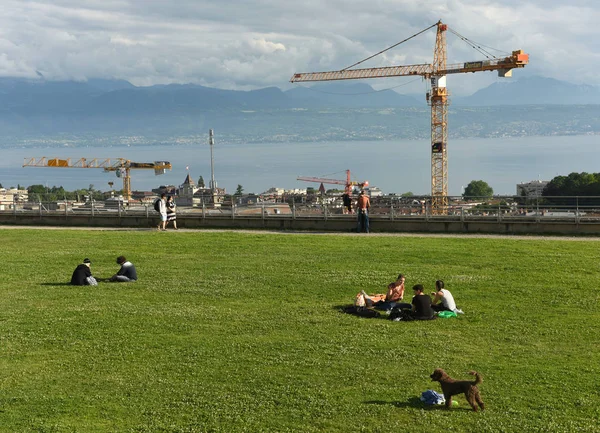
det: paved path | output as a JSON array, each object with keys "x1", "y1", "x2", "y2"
[{"x1": 1, "y1": 224, "x2": 599, "y2": 241}]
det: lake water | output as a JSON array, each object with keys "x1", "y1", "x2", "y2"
[{"x1": 1, "y1": 135, "x2": 598, "y2": 196}]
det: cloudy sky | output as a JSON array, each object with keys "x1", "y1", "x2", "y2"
[{"x1": 2, "y1": 0, "x2": 599, "y2": 95}]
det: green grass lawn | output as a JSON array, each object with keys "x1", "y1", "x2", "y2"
[{"x1": 1, "y1": 229, "x2": 599, "y2": 432}]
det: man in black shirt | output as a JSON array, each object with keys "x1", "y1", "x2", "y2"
[{"x1": 409, "y1": 284, "x2": 435, "y2": 320}]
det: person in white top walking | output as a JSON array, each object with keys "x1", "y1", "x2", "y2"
[
  {"x1": 431, "y1": 280, "x2": 463, "y2": 314},
  {"x1": 157, "y1": 193, "x2": 168, "y2": 231}
]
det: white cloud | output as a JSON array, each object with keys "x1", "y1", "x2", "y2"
[{"x1": 0, "y1": 0, "x2": 598, "y2": 94}]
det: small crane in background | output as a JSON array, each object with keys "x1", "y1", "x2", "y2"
[
  {"x1": 297, "y1": 169, "x2": 368, "y2": 194},
  {"x1": 23, "y1": 157, "x2": 172, "y2": 202}
]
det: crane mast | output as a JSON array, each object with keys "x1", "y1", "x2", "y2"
[
  {"x1": 290, "y1": 20, "x2": 528, "y2": 213},
  {"x1": 430, "y1": 21, "x2": 449, "y2": 212}
]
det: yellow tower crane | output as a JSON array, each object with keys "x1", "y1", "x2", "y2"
[
  {"x1": 23, "y1": 157, "x2": 172, "y2": 201},
  {"x1": 290, "y1": 20, "x2": 528, "y2": 213}
]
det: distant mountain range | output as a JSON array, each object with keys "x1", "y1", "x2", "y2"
[
  {"x1": 1, "y1": 75, "x2": 600, "y2": 144},
  {"x1": 452, "y1": 76, "x2": 600, "y2": 106},
  {"x1": 1, "y1": 75, "x2": 599, "y2": 115}
]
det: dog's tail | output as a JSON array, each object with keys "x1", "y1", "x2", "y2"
[{"x1": 469, "y1": 371, "x2": 483, "y2": 385}]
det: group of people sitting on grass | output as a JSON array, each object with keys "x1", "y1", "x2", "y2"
[
  {"x1": 70, "y1": 255, "x2": 138, "y2": 286},
  {"x1": 354, "y1": 274, "x2": 463, "y2": 320}
]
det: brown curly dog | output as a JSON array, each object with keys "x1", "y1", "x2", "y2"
[{"x1": 430, "y1": 368, "x2": 485, "y2": 411}]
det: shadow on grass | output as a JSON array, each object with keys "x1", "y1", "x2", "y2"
[
  {"x1": 334, "y1": 304, "x2": 386, "y2": 319},
  {"x1": 365, "y1": 397, "x2": 474, "y2": 411},
  {"x1": 364, "y1": 397, "x2": 426, "y2": 409},
  {"x1": 41, "y1": 278, "x2": 115, "y2": 286}
]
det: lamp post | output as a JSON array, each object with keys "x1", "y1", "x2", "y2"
[{"x1": 209, "y1": 129, "x2": 217, "y2": 192}]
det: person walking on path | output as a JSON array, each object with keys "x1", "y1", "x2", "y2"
[
  {"x1": 357, "y1": 190, "x2": 370, "y2": 233},
  {"x1": 165, "y1": 195, "x2": 178, "y2": 230},
  {"x1": 342, "y1": 191, "x2": 353, "y2": 214},
  {"x1": 157, "y1": 193, "x2": 167, "y2": 231}
]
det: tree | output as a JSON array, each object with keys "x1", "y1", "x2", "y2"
[
  {"x1": 401, "y1": 191, "x2": 414, "y2": 197},
  {"x1": 543, "y1": 172, "x2": 600, "y2": 197},
  {"x1": 198, "y1": 176, "x2": 205, "y2": 188},
  {"x1": 235, "y1": 184, "x2": 244, "y2": 196},
  {"x1": 463, "y1": 180, "x2": 493, "y2": 199},
  {"x1": 28, "y1": 184, "x2": 47, "y2": 194},
  {"x1": 543, "y1": 172, "x2": 600, "y2": 206}
]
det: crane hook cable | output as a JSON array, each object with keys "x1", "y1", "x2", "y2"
[
  {"x1": 341, "y1": 22, "x2": 438, "y2": 71},
  {"x1": 447, "y1": 27, "x2": 508, "y2": 59}
]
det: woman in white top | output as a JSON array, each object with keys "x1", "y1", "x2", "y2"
[{"x1": 431, "y1": 280, "x2": 462, "y2": 313}]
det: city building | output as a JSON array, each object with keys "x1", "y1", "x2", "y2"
[
  {"x1": 516, "y1": 180, "x2": 549, "y2": 197},
  {"x1": 0, "y1": 187, "x2": 28, "y2": 210},
  {"x1": 364, "y1": 186, "x2": 383, "y2": 197},
  {"x1": 176, "y1": 173, "x2": 225, "y2": 207}
]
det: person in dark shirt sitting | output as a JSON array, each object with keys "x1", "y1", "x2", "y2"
[
  {"x1": 70, "y1": 258, "x2": 97, "y2": 286},
  {"x1": 408, "y1": 284, "x2": 435, "y2": 320},
  {"x1": 109, "y1": 255, "x2": 138, "y2": 282}
]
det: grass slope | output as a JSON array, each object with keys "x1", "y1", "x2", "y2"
[{"x1": 0, "y1": 229, "x2": 599, "y2": 432}]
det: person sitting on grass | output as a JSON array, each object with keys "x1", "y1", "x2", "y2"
[
  {"x1": 70, "y1": 258, "x2": 97, "y2": 286},
  {"x1": 359, "y1": 274, "x2": 410, "y2": 311},
  {"x1": 109, "y1": 256, "x2": 138, "y2": 282},
  {"x1": 391, "y1": 284, "x2": 435, "y2": 321},
  {"x1": 430, "y1": 280, "x2": 464, "y2": 314},
  {"x1": 408, "y1": 284, "x2": 435, "y2": 320}
]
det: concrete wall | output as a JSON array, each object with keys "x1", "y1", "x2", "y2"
[{"x1": 1, "y1": 212, "x2": 600, "y2": 235}]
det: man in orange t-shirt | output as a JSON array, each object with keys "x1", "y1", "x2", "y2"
[{"x1": 357, "y1": 190, "x2": 370, "y2": 233}]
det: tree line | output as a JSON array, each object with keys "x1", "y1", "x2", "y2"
[{"x1": 461, "y1": 173, "x2": 600, "y2": 207}]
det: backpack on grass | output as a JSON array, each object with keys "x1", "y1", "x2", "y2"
[{"x1": 153, "y1": 199, "x2": 161, "y2": 212}]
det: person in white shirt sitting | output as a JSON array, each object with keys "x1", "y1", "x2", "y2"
[{"x1": 431, "y1": 280, "x2": 463, "y2": 314}]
